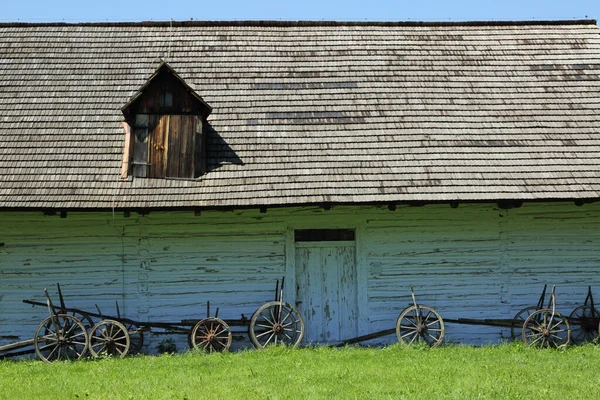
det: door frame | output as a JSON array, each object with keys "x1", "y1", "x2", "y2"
[{"x1": 284, "y1": 223, "x2": 369, "y2": 338}]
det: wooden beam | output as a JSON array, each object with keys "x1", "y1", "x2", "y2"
[
  {"x1": 332, "y1": 328, "x2": 396, "y2": 346},
  {"x1": 121, "y1": 121, "x2": 133, "y2": 179},
  {"x1": 497, "y1": 200, "x2": 523, "y2": 210}
]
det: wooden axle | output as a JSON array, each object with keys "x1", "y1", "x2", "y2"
[{"x1": 0, "y1": 338, "x2": 35, "y2": 354}]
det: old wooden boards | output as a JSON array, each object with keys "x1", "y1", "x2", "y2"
[
  {"x1": 1, "y1": 203, "x2": 599, "y2": 349},
  {"x1": 133, "y1": 114, "x2": 202, "y2": 178},
  {"x1": 295, "y1": 241, "x2": 358, "y2": 342}
]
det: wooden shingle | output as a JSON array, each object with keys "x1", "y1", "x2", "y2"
[{"x1": 0, "y1": 20, "x2": 599, "y2": 209}]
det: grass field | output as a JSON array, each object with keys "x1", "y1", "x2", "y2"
[{"x1": 1, "y1": 343, "x2": 600, "y2": 399}]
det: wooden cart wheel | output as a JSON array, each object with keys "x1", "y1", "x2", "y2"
[
  {"x1": 249, "y1": 301, "x2": 305, "y2": 349},
  {"x1": 89, "y1": 319, "x2": 130, "y2": 358},
  {"x1": 124, "y1": 324, "x2": 144, "y2": 355},
  {"x1": 522, "y1": 309, "x2": 571, "y2": 348},
  {"x1": 568, "y1": 305, "x2": 600, "y2": 344},
  {"x1": 190, "y1": 317, "x2": 232, "y2": 352},
  {"x1": 510, "y1": 306, "x2": 539, "y2": 340},
  {"x1": 69, "y1": 311, "x2": 94, "y2": 331},
  {"x1": 41, "y1": 311, "x2": 94, "y2": 341},
  {"x1": 395, "y1": 305, "x2": 445, "y2": 347},
  {"x1": 34, "y1": 314, "x2": 89, "y2": 363}
]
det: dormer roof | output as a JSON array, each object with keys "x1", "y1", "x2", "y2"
[{"x1": 122, "y1": 61, "x2": 212, "y2": 120}]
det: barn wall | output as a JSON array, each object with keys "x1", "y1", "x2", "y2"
[
  {"x1": 0, "y1": 201, "x2": 598, "y2": 352},
  {"x1": 365, "y1": 203, "x2": 502, "y2": 343},
  {"x1": 0, "y1": 214, "x2": 128, "y2": 345},
  {"x1": 365, "y1": 202, "x2": 600, "y2": 344},
  {"x1": 0, "y1": 210, "x2": 288, "y2": 352}
]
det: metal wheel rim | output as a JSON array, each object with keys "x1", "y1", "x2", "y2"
[
  {"x1": 191, "y1": 317, "x2": 232, "y2": 352},
  {"x1": 34, "y1": 314, "x2": 89, "y2": 363},
  {"x1": 395, "y1": 305, "x2": 445, "y2": 347},
  {"x1": 249, "y1": 301, "x2": 305, "y2": 349},
  {"x1": 522, "y1": 309, "x2": 571, "y2": 348},
  {"x1": 89, "y1": 319, "x2": 130, "y2": 358},
  {"x1": 511, "y1": 306, "x2": 539, "y2": 340},
  {"x1": 568, "y1": 305, "x2": 600, "y2": 344}
]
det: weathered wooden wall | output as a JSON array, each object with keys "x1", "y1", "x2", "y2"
[
  {"x1": 0, "y1": 202, "x2": 598, "y2": 352},
  {"x1": 0, "y1": 210, "x2": 288, "y2": 353},
  {"x1": 365, "y1": 203, "x2": 600, "y2": 343}
]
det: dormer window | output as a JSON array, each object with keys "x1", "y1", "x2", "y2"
[
  {"x1": 121, "y1": 62, "x2": 212, "y2": 179},
  {"x1": 160, "y1": 90, "x2": 173, "y2": 107}
]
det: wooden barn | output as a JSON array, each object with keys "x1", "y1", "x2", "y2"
[{"x1": 1, "y1": 20, "x2": 599, "y2": 352}]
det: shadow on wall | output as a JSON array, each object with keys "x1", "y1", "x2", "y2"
[{"x1": 204, "y1": 122, "x2": 244, "y2": 173}]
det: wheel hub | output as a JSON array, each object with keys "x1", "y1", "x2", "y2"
[
  {"x1": 542, "y1": 328, "x2": 550, "y2": 337},
  {"x1": 273, "y1": 323, "x2": 283, "y2": 333}
]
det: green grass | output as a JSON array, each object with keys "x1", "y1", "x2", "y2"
[{"x1": 1, "y1": 343, "x2": 600, "y2": 399}]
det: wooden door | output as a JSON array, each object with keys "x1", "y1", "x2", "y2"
[
  {"x1": 146, "y1": 114, "x2": 198, "y2": 178},
  {"x1": 295, "y1": 241, "x2": 358, "y2": 343},
  {"x1": 165, "y1": 114, "x2": 196, "y2": 178}
]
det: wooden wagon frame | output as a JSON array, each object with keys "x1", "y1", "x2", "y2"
[
  {"x1": 336, "y1": 284, "x2": 599, "y2": 349},
  {"x1": 1, "y1": 282, "x2": 599, "y2": 362},
  {"x1": 1, "y1": 279, "x2": 305, "y2": 362}
]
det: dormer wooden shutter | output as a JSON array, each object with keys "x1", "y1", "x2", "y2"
[{"x1": 133, "y1": 114, "x2": 203, "y2": 178}]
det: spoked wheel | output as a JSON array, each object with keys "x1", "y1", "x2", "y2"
[
  {"x1": 89, "y1": 319, "x2": 131, "y2": 358},
  {"x1": 124, "y1": 323, "x2": 144, "y2": 355},
  {"x1": 522, "y1": 309, "x2": 571, "y2": 348},
  {"x1": 249, "y1": 301, "x2": 305, "y2": 349},
  {"x1": 511, "y1": 306, "x2": 538, "y2": 340},
  {"x1": 190, "y1": 317, "x2": 232, "y2": 352},
  {"x1": 568, "y1": 305, "x2": 600, "y2": 344},
  {"x1": 395, "y1": 305, "x2": 445, "y2": 347},
  {"x1": 41, "y1": 311, "x2": 93, "y2": 343},
  {"x1": 34, "y1": 314, "x2": 89, "y2": 363},
  {"x1": 69, "y1": 311, "x2": 94, "y2": 331}
]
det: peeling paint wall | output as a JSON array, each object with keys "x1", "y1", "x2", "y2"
[{"x1": 0, "y1": 202, "x2": 598, "y2": 352}]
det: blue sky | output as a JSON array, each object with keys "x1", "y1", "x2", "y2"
[{"x1": 2, "y1": 0, "x2": 599, "y2": 23}]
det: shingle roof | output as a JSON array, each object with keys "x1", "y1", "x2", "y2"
[{"x1": 1, "y1": 20, "x2": 600, "y2": 209}]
